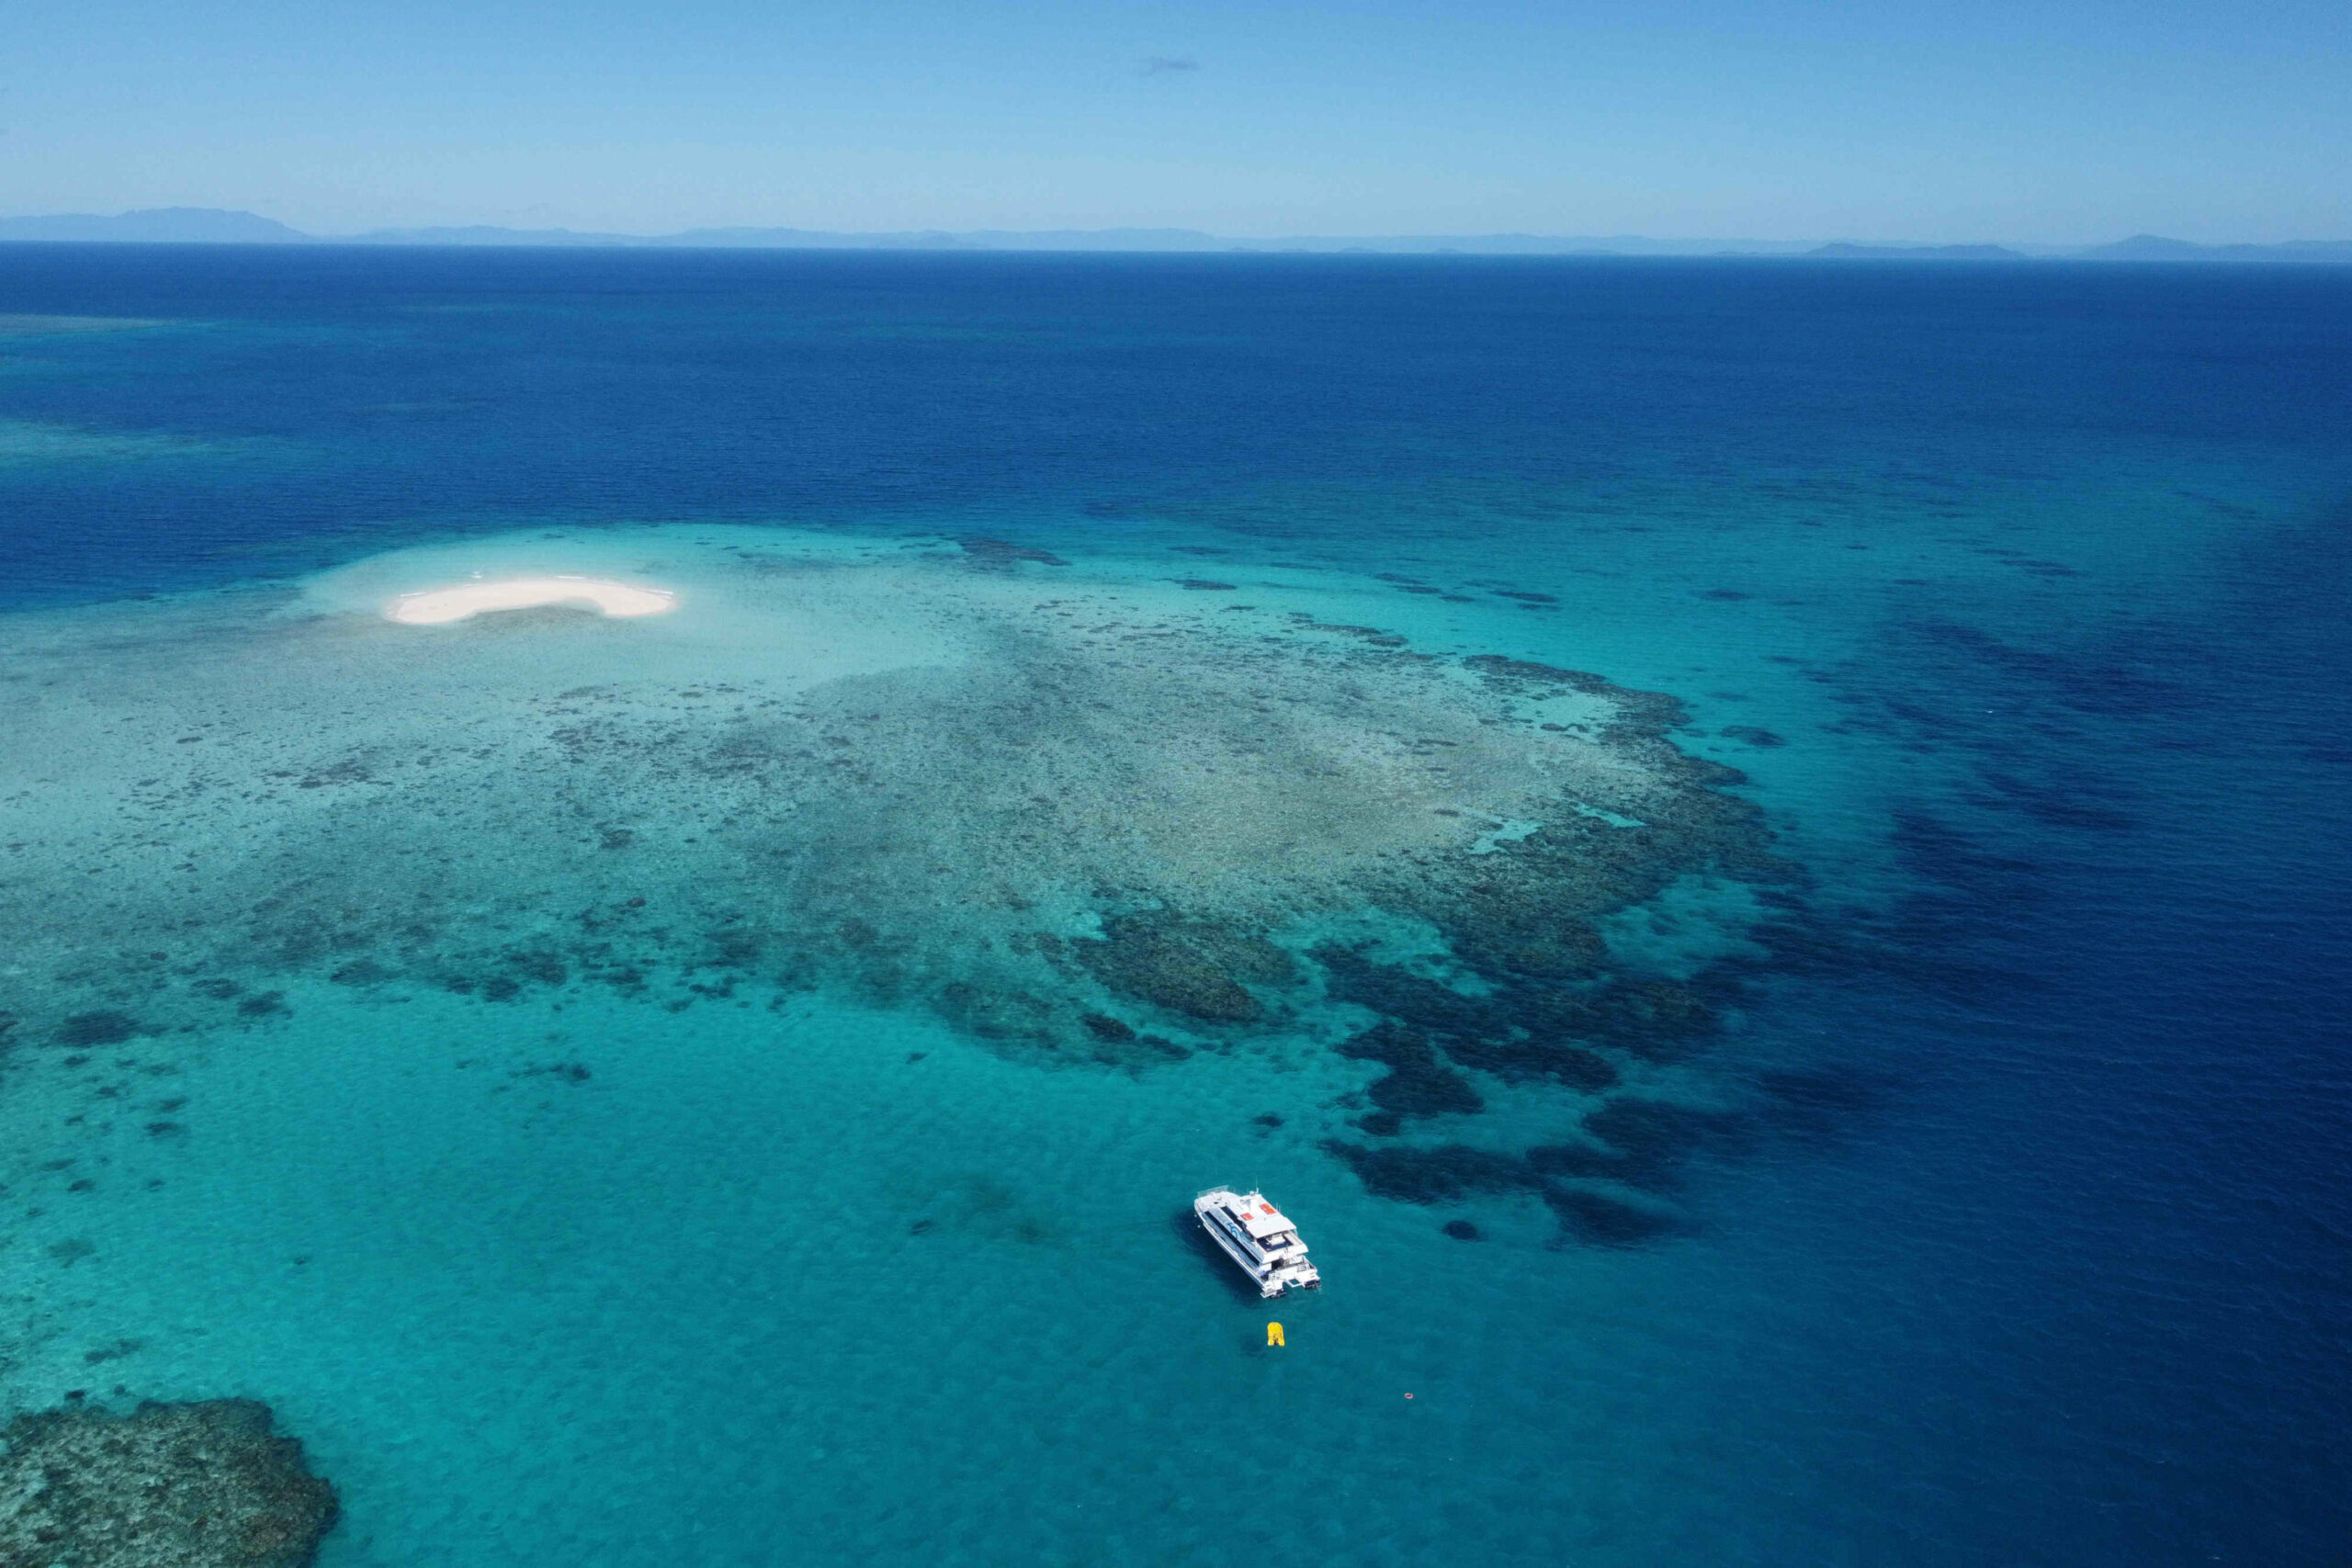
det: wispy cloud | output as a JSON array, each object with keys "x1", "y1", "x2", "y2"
[{"x1": 1139, "y1": 57, "x2": 1200, "y2": 77}]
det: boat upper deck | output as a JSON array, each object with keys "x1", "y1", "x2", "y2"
[{"x1": 1203, "y1": 1190, "x2": 1306, "y2": 1254}]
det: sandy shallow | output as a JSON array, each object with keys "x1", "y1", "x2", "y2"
[{"x1": 387, "y1": 576, "x2": 676, "y2": 625}]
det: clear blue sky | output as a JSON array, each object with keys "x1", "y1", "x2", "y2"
[{"x1": 4, "y1": 0, "x2": 2346, "y2": 240}]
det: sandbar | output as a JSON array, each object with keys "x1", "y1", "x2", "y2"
[{"x1": 387, "y1": 576, "x2": 676, "y2": 626}]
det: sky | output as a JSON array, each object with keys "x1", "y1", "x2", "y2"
[{"x1": 2, "y1": 0, "x2": 2346, "y2": 242}]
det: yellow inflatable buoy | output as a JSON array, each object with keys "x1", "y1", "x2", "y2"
[{"x1": 1267, "y1": 1322, "x2": 1285, "y2": 1348}]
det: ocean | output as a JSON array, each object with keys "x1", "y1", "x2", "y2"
[{"x1": 0, "y1": 244, "x2": 2346, "y2": 1565}]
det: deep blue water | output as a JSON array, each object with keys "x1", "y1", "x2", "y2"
[{"x1": 2, "y1": 245, "x2": 2348, "y2": 1564}]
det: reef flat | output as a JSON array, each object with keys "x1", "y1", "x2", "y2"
[
  {"x1": 0, "y1": 525, "x2": 1792, "y2": 1234},
  {"x1": 0, "y1": 1397, "x2": 337, "y2": 1566}
]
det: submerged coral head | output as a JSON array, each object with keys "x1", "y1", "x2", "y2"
[{"x1": 387, "y1": 575, "x2": 677, "y2": 626}]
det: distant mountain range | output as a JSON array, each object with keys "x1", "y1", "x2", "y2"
[{"x1": 3, "y1": 209, "x2": 2348, "y2": 262}]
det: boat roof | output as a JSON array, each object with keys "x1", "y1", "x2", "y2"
[{"x1": 1233, "y1": 1194, "x2": 1297, "y2": 1239}]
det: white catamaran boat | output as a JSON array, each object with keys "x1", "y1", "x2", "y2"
[{"x1": 1194, "y1": 1188, "x2": 1322, "y2": 1298}]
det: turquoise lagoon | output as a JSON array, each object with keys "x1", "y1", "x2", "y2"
[{"x1": 0, "y1": 248, "x2": 2347, "y2": 1565}]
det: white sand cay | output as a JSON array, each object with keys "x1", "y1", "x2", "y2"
[{"x1": 388, "y1": 575, "x2": 677, "y2": 626}]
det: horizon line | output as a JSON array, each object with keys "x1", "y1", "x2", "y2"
[{"x1": 2, "y1": 209, "x2": 2350, "y2": 261}]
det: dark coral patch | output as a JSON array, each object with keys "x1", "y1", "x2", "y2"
[
  {"x1": 56, "y1": 1012, "x2": 140, "y2": 1048},
  {"x1": 504, "y1": 948, "x2": 570, "y2": 987},
  {"x1": 1590, "y1": 980, "x2": 1722, "y2": 1057},
  {"x1": 1440, "y1": 1032, "x2": 1620, "y2": 1092},
  {"x1": 1334, "y1": 1021, "x2": 1484, "y2": 1123},
  {"x1": 1544, "y1": 1186, "x2": 1683, "y2": 1245},
  {"x1": 1311, "y1": 945, "x2": 1500, "y2": 1037},
  {"x1": 1067, "y1": 1013, "x2": 1194, "y2": 1064},
  {"x1": 1443, "y1": 891, "x2": 1610, "y2": 982},
  {"x1": 1317, "y1": 951, "x2": 1623, "y2": 1085},
  {"x1": 1524, "y1": 1140, "x2": 1637, "y2": 1181},
  {"x1": 1582, "y1": 1098, "x2": 1753, "y2": 1189},
  {"x1": 934, "y1": 982, "x2": 1052, "y2": 1042},
  {"x1": 702, "y1": 926, "x2": 764, "y2": 970},
  {"x1": 1073, "y1": 912, "x2": 1293, "y2": 1025},
  {"x1": 1318, "y1": 1141, "x2": 1530, "y2": 1204},
  {"x1": 958, "y1": 536, "x2": 1069, "y2": 568},
  {"x1": 1459, "y1": 654, "x2": 1593, "y2": 686},
  {"x1": 1283, "y1": 612, "x2": 1409, "y2": 648},
  {"x1": 1321, "y1": 1111, "x2": 1714, "y2": 1247}
]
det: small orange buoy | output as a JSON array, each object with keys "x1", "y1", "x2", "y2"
[
  {"x1": 1267, "y1": 1322, "x2": 1284, "y2": 1348},
  {"x1": 1405, "y1": 1393, "x2": 1414, "y2": 1399}
]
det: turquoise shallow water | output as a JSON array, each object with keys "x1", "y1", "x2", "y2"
[{"x1": 1, "y1": 248, "x2": 2348, "y2": 1564}]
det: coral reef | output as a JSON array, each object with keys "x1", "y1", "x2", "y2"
[
  {"x1": 0, "y1": 1398, "x2": 337, "y2": 1567},
  {"x1": 0, "y1": 528, "x2": 1804, "y2": 1239},
  {"x1": 1334, "y1": 1021, "x2": 1485, "y2": 1134}
]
